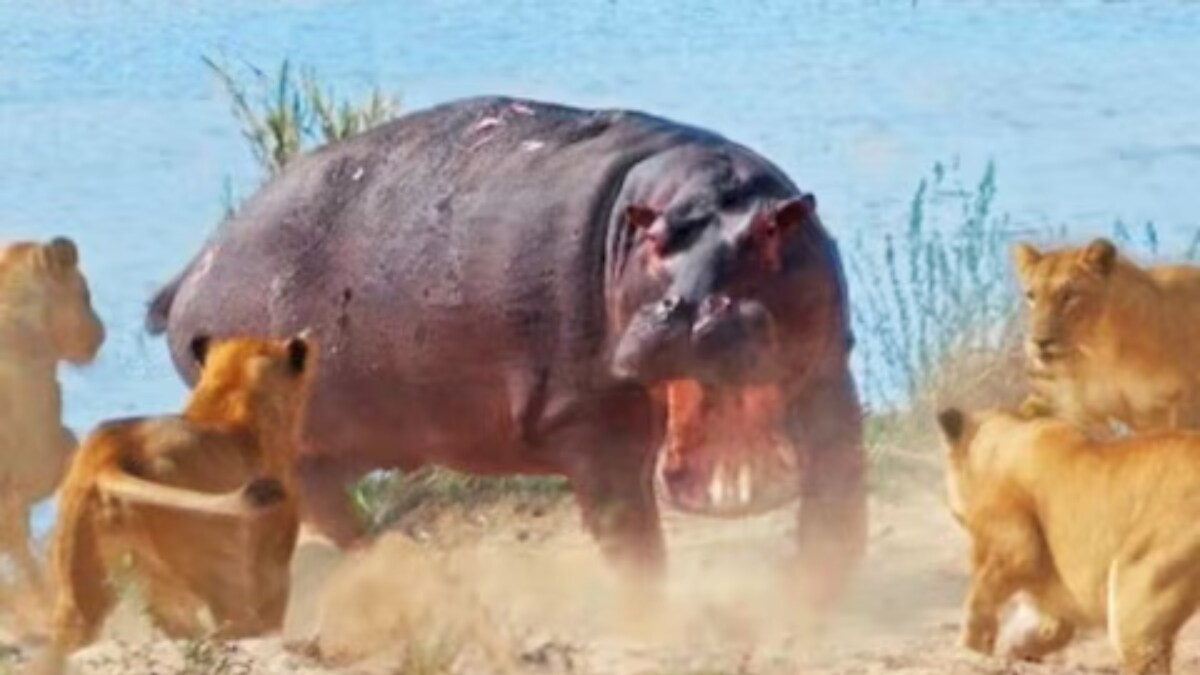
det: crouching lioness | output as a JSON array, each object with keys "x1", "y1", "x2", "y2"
[
  {"x1": 1013, "y1": 238, "x2": 1200, "y2": 434},
  {"x1": 0, "y1": 237, "x2": 104, "y2": 605},
  {"x1": 937, "y1": 406, "x2": 1200, "y2": 674},
  {"x1": 38, "y1": 334, "x2": 316, "y2": 672}
]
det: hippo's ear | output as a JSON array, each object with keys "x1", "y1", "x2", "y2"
[
  {"x1": 190, "y1": 335, "x2": 211, "y2": 368},
  {"x1": 624, "y1": 204, "x2": 659, "y2": 231},
  {"x1": 770, "y1": 194, "x2": 816, "y2": 234}
]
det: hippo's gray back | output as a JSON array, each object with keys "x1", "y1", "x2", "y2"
[{"x1": 154, "y1": 97, "x2": 768, "y2": 377}]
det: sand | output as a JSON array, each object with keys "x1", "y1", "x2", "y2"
[{"x1": 4, "y1": 485, "x2": 1200, "y2": 675}]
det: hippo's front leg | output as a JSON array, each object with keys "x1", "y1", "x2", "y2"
[
  {"x1": 554, "y1": 387, "x2": 666, "y2": 584},
  {"x1": 294, "y1": 455, "x2": 368, "y2": 548},
  {"x1": 789, "y1": 368, "x2": 868, "y2": 612}
]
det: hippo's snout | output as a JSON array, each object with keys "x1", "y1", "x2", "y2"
[
  {"x1": 611, "y1": 295, "x2": 696, "y2": 382},
  {"x1": 656, "y1": 294, "x2": 698, "y2": 325},
  {"x1": 612, "y1": 294, "x2": 776, "y2": 386},
  {"x1": 692, "y1": 298, "x2": 776, "y2": 384}
]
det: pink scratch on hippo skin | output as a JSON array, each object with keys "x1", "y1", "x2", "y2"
[
  {"x1": 510, "y1": 102, "x2": 535, "y2": 116},
  {"x1": 190, "y1": 248, "x2": 216, "y2": 285},
  {"x1": 469, "y1": 116, "x2": 503, "y2": 135},
  {"x1": 466, "y1": 115, "x2": 505, "y2": 152}
]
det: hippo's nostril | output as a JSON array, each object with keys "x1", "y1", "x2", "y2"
[
  {"x1": 657, "y1": 295, "x2": 694, "y2": 321},
  {"x1": 701, "y1": 294, "x2": 732, "y2": 318}
]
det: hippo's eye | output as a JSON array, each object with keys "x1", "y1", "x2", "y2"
[{"x1": 659, "y1": 214, "x2": 709, "y2": 254}]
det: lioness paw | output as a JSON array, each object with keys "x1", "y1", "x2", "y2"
[{"x1": 962, "y1": 618, "x2": 997, "y2": 656}]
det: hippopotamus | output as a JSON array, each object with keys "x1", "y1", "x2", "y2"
[{"x1": 147, "y1": 96, "x2": 865, "y2": 603}]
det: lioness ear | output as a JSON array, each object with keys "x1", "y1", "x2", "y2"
[
  {"x1": 936, "y1": 407, "x2": 974, "y2": 455},
  {"x1": 1011, "y1": 242, "x2": 1041, "y2": 277},
  {"x1": 38, "y1": 237, "x2": 79, "y2": 274},
  {"x1": 285, "y1": 336, "x2": 310, "y2": 374},
  {"x1": 190, "y1": 335, "x2": 211, "y2": 368},
  {"x1": 1081, "y1": 238, "x2": 1117, "y2": 276}
]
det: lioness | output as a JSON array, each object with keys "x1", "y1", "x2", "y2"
[
  {"x1": 40, "y1": 333, "x2": 316, "y2": 670},
  {"x1": 1013, "y1": 237, "x2": 1200, "y2": 434},
  {"x1": 937, "y1": 406, "x2": 1200, "y2": 674},
  {"x1": 0, "y1": 237, "x2": 104, "y2": 606}
]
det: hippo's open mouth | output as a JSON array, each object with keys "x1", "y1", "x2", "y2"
[{"x1": 654, "y1": 380, "x2": 804, "y2": 517}]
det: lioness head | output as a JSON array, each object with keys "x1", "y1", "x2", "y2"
[
  {"x1": 0, "y1": 236, "x2": 105, "y2": 364},
  {"x1": 1011, "y1": 238, "x2": 1119, "y2": 367},
  {"x1": 188, "y1": 332, "x2": 317, "y2": 420}
]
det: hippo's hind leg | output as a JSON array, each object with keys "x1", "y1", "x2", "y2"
[
  {"x1": 556, "y1": 386, "x2": 665, "y2": 584},
  {"x1": 790, "y1": 368, "x2": 868, "y2": 612}
]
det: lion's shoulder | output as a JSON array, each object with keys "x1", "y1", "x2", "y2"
[
  {"x1": 1147, "y1": 264, "x2": 1200, "y2": 297},
  {"x1": 74, "y1": 414, "x2": 256, "y2": 489}
]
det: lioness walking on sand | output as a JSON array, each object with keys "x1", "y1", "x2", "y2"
[
  {"x1": 938, "y1": 406, "x2": 1200, "y2": 674},
  {"x1": 35, "y1": 334, "x2": 316, "y2": 675},
  {"x1": 0, "y1": 237, "x2": 104, "y2": 620}
]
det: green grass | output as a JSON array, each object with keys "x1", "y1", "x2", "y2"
[
  {"x1": 846, "y1": 160, "x2": 1032, "y2": 487},
  {"x1": 204, "y1": 56, "x2": 399, "y2": 177},
  {"x1": 353, "y1": 468, "x2": 570, "y2": 534},
  {"x1": 848, "y1": 159, "x2": 1020, "y2": 411},
  {"x1": 851, "y1": 158, "x2": 1200, "y2": 489},
  {"x1": 204, "y1": 55, "x2": 400, "y2": 218}
]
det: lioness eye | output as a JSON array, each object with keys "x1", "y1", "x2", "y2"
[{"x1": 1024, "y1": 291, "x2": 1034, "y2": 303}]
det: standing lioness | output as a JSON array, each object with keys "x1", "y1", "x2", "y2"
[
  {"x1": 40, "y1": 334, "x2": 316, "y2": 673},
  {"x1": 0, "y1": 237, "x2": 104, "y2": 611},
  {"x1": 1013, "y1": 237, "x2": 1200, "y2": 434},
  {"x1": 938, "y1": 406, "x2": 1200, "y2": 674}
]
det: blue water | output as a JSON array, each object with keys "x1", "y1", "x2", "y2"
[{"x1": 4, "y1": 1, "x2": 1200, "y2": 533}]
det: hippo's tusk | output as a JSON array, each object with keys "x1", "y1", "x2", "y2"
[
  {"x1": 737, "y1": 463, "x2": 753, "y2": 505},
  {"x1": 708, "y1": 460, "x2": 728, "y2": 507}
]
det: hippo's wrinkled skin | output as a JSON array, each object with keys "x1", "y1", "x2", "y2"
[{"x1": 147, "y1": 96, "x2": 865, "y2": 603}]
